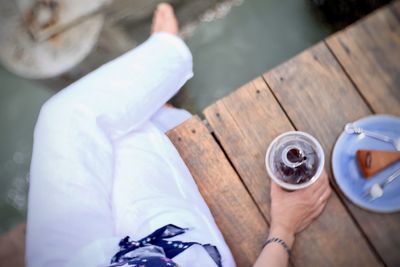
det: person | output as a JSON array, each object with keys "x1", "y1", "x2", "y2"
[{"x1": 26, "y1": 3, "x2": 331, "y2": 267}]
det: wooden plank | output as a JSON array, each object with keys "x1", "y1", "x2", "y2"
[
  {"x1": 264, "y1": 42, "x2": 398, "y2": 266},
  {"x1": 204, "y1": 77, "x2": 291, "y2": 218},
  {"x1": 0, "y1": 224, "x2": 25, "y2": 267},
  {"x1": 326, "y1": 1, "x2": 400, "y2": 115},
  {"x1": 167, "y1": 116, "x2": 269, "y2": 267},
  {"x1": 325, "y1": 5, "x2": 400, "y2": 266},
  {"x1": 204, "y1": 77, "x2": 381, "y2": 266}
]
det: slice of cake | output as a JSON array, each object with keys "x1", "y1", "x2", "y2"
[{"x1": 357, "y1": 150, "x2": 400, "y2": 178}]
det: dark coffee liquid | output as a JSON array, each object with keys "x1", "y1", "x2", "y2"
[
  {"x1": 273, "y1": 141, "x2": 319, "y2": 185},
  {"x1": 287, "y1": 148, "x2": 304, "y2": 163}
]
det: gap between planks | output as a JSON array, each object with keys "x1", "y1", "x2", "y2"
[
  {"x1": 323, "y1": 41, "x2": 376, "y2": 114},
  {"x1": 261, "y1": 41, "x2": 388, "y2": 266},
  {"x1": 201, "y1": 41, "x2": 388, "y2": 266},
  {"x1": 200, "y1": 117, "x2": 271, "y2": 225},
  {"x1": 322, "y1": 41, "x2": 387, "y2": 266}
]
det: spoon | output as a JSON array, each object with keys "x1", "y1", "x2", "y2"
[{"x1": 345, "y1": 123, "x2": 400, "y2": 151}]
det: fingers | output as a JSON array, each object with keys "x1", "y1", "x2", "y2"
[
  {"x1": 270, "y1": 181, "x2": 282, "y2": 197},
  {"x1": 311, "y1": 197, "x2": 329, "y2": 219},
  {"x1": 309, "y1": 205, "x2": 325, "y2": 225},
  {"x1": 269, "y1": 170, "x2": 332, "y2": 236},
  {"x1": 313, "y1": 171, "x2": 329, "y2": 191},
  {"x1": 271, "y1": 171, "x2": 331, "y2": 203},
  {"x1": 312, "y1": 174, "x2": 330, "y2": 200},
  {"x1": 302, "y1": 170, "x2": 329, "y2": 197},
  {"x1": 311, "y1": 185, "x2": 331, "y2": 220},
  {"x1": 315, "y1": 186, "x2": 331, "y2": 208},
  {"x1": 320, "y1": 185, "x2": 332, "y2": 203}
]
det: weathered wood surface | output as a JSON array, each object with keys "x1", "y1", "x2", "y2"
[
  {"x1": 204, "y1": 75, "x2": 382, "y2": 267},
  {"x1": 204, "y1": 77, "x2": 291, "y2": 219},
  {"x1": 167, "y1": 116, "x2": 269, "y2": 267},
  {"x1": 0, "y1": 224, "x2": 26, "y2": 267},
  {"x1": 326, "y1": 1, "x2": 400, "y2": 116},
  {"x1": 264, "y1": 41, "x2": 399, "y2": 267},
  {"x1": 167, "y1": 3, "x2": 399, "y2": 267},
  {"x1": 322, "y1": 3, "x2": 400, "y2": 265}
]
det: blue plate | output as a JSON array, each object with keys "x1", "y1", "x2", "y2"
[{"x1": 332, "y1": 115, "x2": 400, "y2": 213}]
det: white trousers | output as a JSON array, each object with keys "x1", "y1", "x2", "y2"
[{"x1": 26, "y1": 33, "x2": 235, "y2": 267}]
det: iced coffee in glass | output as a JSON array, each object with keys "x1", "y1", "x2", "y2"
[{"x1": 265, "y1": 131, "x2": 325, "y2": 190}]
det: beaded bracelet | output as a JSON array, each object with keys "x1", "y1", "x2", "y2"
[{"x1": 263, "y1": 237, "x2": 292, "y2": 257}]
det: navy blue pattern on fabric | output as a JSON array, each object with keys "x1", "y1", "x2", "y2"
[
  {"x1": 108, "y1": 224, "x2": 222, "y2": 267},
  {"x1": 108, "y1": 256, "x2": 178, "y2": 267}
]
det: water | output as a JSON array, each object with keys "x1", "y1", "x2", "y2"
[
  {"x1": 0, "y1": 0, "x2": 332, "y2": 233},
  {"x1": 0, "y1": 67, "x2": 53, "y2": 233},
  {"x1": 173, "y1": 0, "x2": 332, "y2": 113}
]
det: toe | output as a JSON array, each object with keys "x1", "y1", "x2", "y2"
[
  {"x1": 158, "y1": 3, "x2": 173, "y2": 12},
  {"x1": 151, "y1": 2, "x2": 178, "y2": 35},
  {"x1": 157, "y1": 3, "x2": 174, "y2": 19}
]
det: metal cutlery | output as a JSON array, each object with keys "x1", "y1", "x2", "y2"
[
  {"x1": 344, "y1": 123, "x2": 400, "y2": 151},
  {"x1": 363, "y1": 168, "x2": 400, "y2": 201}
]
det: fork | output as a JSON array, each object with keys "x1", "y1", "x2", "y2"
[
  {"x1": 345, "y1": 123, "x2": 400, "y2": 151},
  {"x1": 363, "y1": 168, "x2": 400, "y2": 201}
]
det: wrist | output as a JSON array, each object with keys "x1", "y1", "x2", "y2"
[{"x1": 269, "y1": 224, "x2": 295, "y2": 249}]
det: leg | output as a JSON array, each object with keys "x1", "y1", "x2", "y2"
[
  {"x1": 26, "y1": 4, "x2": 193, "y2": 267},
  {"x1": 26, "y1": 101, "x2": 115, "y2": 267}
]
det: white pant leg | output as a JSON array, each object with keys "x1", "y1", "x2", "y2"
[
  {"x1": 26, "y1": 101, "x2": 116, "y2": 267},
  {"x1": 112, "y1": 122, "x2": 236, "y2": 266},
  {"x1": 151, "y1": 106, "x2": 192, "y2": 133},
  {"x1": 27, "y1": 33, "x2": 193, "y2": 267}
]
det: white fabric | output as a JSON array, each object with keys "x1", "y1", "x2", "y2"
[{"x1": 26, "y1": 32, "x2": 235, "y2": 267}]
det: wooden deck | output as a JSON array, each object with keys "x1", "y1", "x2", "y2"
[{"x1": 167, "y1": 2, "x2": 400, "y2": 266}]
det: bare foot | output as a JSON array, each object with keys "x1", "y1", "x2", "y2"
[{"x1": 151, "y1": 3, "x2": 179, "y2": 35}]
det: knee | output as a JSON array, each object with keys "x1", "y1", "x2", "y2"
[{"x1": 34, "y1": 92, "x2": 76, "y2": 135}]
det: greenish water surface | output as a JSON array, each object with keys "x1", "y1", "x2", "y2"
[
  {"x1": 0, "y1": 67, "x2": 53, "y2": 233},
  {"x1": 174, "y1": 0, "x2": 332, "y2": 112}
]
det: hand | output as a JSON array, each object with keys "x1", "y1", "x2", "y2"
[{"x1": 270, "y1": 171, "x2": 331, "y2": 243}]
